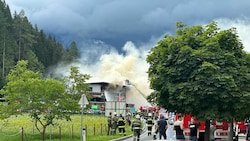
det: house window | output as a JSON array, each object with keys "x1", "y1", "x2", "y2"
[{"x1": 89, "y1": 87, "x2": 93, "y2": 92}]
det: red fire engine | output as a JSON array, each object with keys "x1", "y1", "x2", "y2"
[{"x1": 177, "y1": 114, "x2": 248, "y2": 140}]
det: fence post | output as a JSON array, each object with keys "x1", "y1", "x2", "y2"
[
  {"x1": 22, "y1": 127, "x2": 24, "y2": 141},
  {"x1": 85, "y1": 125, "x2": 87, "y2": 136},
  {"x1": 94, "y1": 124, "x2": 95, "y2": 136},
  {"x1": 101, "y1": 124, "x2": 102, "y2": 135},
  {"x1": 71, "y1": 124, "x2": 74, "y2": 138},
  {"x1": 50, "y1": 125, "x2": 52, "y2": 140},
  {"x1": 82, "y1": 128, "x2": 86, "y2": 141},
  {"x1": 59, "y1": 126, "x2": 61, "y2": 141}
]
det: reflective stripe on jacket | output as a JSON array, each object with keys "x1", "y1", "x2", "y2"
[
  {"x1": 132, "y1": 119, "x2": 141, "y2": 130},
  {"x1": 147, "y1": 118, "x2": 153, "y2": 127},
  {"x1": 118, "y1": 117, "x2": 126, "y2": 128}
]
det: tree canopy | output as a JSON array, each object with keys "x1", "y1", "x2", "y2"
[
  {"x1": 0, "y1": 60, "x2": 87, "y2": 141},
  {"x1": 65, "y1": 66, "x2": 91, "y2": 101},
  {"x1": 147, "y1": 22, "x2": 250, "y2": 121},
  {"x1": 0, "y1": 1, "x2": 81, "y2": 88}
]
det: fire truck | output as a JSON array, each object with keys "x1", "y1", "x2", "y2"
[
  {"x1": 178, "y1": 114, "x2": 248, "y2": 140},
  {"x1": 138, "y1": 105, "x2": 158, "y2": 118},
  {"x1": 138, "y1": 106, "x2": 171, "y2": 120}
]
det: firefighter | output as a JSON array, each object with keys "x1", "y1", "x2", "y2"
[
  {"x1": 153, "y1": 115, "x2": 159, "y2": 140},
  {"x1": 112, "y1": 112, "x2": 118, "y2": 135},
  {"x1": 153, "y1": 126, "x2": 158, "y2": 140},
  {"x1": 107, "y1": 112, "x2": 112, "y2": 135},
  {"x1": 132, "y1": 114, "x2": 142, "y2": 141},
  {"x1": 147, "y1": 113, "x2": 153, "y2": 136},
  {"x1": 118, "y1": 114, "x2": 126, "y2": 136}
]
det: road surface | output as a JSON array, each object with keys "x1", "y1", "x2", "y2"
[{"x1": 123, "y1": 119, "x2": 177, "y2": 141}]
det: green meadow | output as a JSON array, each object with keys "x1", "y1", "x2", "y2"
[{"x1": 0, "y1": 114, "x2": 133, "y2": 141}]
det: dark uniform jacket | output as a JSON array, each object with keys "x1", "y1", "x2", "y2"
[
  {"x1": 118, "y1": 117, "x2": 126, "y2": 128},
  {"x1": 112, "y1": 116, "x2": 118, "y2": 128},
  {"x1": 107, "y1": 115, "x2": 112, "y2": 127},
  {"x1": 132, "y1": 119, "x2": 142, "y2": 131},
  {"x1": 147, "y1": 117, "x2": 153, "y2": 127}
]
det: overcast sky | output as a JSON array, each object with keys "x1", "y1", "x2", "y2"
[
  {"x1": 5, "y1": 0, "x2": 250, "y2": 51},
  {"x1": 4, "y1": 0, "x2": 250, "y2": 96}
]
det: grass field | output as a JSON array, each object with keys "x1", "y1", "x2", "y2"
[{"x1": 0, "y1": 114, "x2": 133, "y2": 141}]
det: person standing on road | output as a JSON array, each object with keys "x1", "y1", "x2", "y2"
[
  {"x1": 246, "y1": 117, "x2": 250, "y2": 141},
  {"x1": 132, "y1": 114, "x2": 142, "y2": 141},
  {"x1": 174, "y1": 115, "x2": 185, "y2": 140},
  {"x1": 153, "y1": 115, "x2": 159, "y2": 140},
  {"x1": 210, "y1": 121, "x2": 215, "y2": 141},
  {"x1": 118, "y1": 114, "x2": 126, "y2": 136},
  {"x1": 107, "y1": 112, "x2": 112, "y2": 135},
  {"x1": 147, "y1": 113, "x2": 154, "y2": 136},
  {"x1": 126, "y1": 112, "x2": 132, "y2": 126},
  {"x1": 189, "y1": 117, "x2": 199, "y2": 141},
  {"x1": 246, "y1": 124, "x2": 250, "y2": 141},
  {"x1": 156, "y1": 114, "x2": 168, "y2": 140}
]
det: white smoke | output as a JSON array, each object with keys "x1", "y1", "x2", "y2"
[
  {"x1": 53, "y1": 18, "x2": 250, "y2": 109},
  {"x1": 85, "y1": 41, "x2": 153, "y2": 97},
  {"x1": 52, "y1": 40, "x2": 156, "y2": 108},
  {"x1": 54, "y1": 40, "x2": 156, "y2": 99}
]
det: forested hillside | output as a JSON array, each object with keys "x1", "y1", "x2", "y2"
[{"x1": 0, "y1": 0, "x2": 80, "y2": 88}]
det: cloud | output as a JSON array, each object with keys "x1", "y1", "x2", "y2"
[
  {"x1": 6, "y1": 0, "x2": 250, "y2": 48},
  {"x1": 5, "y1": 0, "x2": 250, "y2": 105},
  {"x1": 216, "y1": 17, "x2": 250, "y2": 53}
]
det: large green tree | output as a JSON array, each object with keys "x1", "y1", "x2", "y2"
[
  {"x1": 0, "y1": 0, "x2": 16, "y2": 87},
  {"x1": 147, "y1": 22, "x2": 250, "y2": 141},
  {"x1": 0, "y1": 1, "x2": 79, "y2": 88},
  {"x1": 0, "y1": 60, "x2": 81, "y2": 141},
  {"x1": 65, "y1": 66, "x2": 91, "y2": 101}
]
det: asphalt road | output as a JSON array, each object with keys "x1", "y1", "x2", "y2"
[{"x1": 122, "y1": 120, "x2": 177, "y2": 141}]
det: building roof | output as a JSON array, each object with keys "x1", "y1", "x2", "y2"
[{"x1": 86, "y1": 81, "x2": 109, "y2": 86}]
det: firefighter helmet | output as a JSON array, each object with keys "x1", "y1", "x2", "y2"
[{"x1": 135, "y1": 114, "x2": 140, "y2": 119}]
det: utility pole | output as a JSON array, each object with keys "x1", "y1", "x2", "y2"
[{"x1": 78, "y1": 94, "x2": 89, "y2": 141}]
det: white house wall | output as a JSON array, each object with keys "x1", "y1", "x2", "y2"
[
  {"x1": 89, "y1": 82, "x2": 151, "y2": 111},
  {"x1": 90, "y1": 84, "x2": 101, "y2": 92}
]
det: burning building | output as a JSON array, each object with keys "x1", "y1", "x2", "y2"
[{"x1": 87, "y1": 80, "x2": 151, "y2": 116}]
